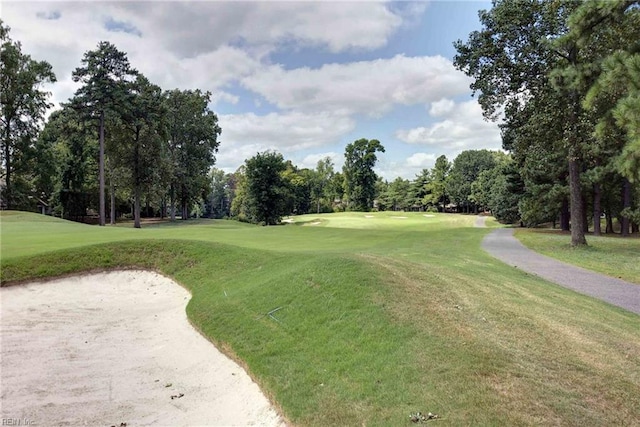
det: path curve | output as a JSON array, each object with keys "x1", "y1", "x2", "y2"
[
  {"x1": 0, "y1": 271, "x2": 284, "y2": 426},
  {"x1": 474, "y1": 215, "x2": 487, "y2": 228},
  {"x1": 482, "y1": 228, "x2": 640, "y2": 315}
]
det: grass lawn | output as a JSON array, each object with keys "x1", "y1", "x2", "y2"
[
  {"x1": 515, "y1": 228, "x2": 640, "y2": 285},
  {"x1": 2, "y1": 211, "x2": 639, "y2": 426}
]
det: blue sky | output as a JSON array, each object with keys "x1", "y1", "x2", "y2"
[{"x1": 4, "y1": 1, "x2": 500, "y2": 179}]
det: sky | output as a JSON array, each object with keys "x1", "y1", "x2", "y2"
[{"x1": 2, "y1": 0, "x2": 502, "y2": 180}]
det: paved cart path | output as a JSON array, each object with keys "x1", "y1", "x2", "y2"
[{"x1": 480, "y1": 226, "x2": 639, "y2": 315}]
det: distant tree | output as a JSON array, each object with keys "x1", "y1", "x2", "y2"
[
  {"x1": 164, "y1": 89, "x2": 221, "y2": 220},
  {"x1": 114, "y1": 75, "x2": 166, "y2": 228},
  {"x1": 42, "y1": 106, "x2": 98, "y2": 220},
  {"x1": 244, "y1": 151, "x2": 288, "y2": 225},
  {"x1": 229, "y1": 165, "x2": 249, "y2": 221},
  {"x1": 311, "y1": 156, "x2": 335, "y2": 213},
  {"x1": 71, "y1": 41, "x2": 137, "y2": 225},
  {"x1": 382, "y1": 177, "x2": 412, "y2": 211},
  {"x1": 281, "y1": 161, "x2": 312, "y2": 215},
  {"x1": 425, "y1": 155, "x2": 450, "y2": 211},
  {"x1": 328, "y1": 171, "x2": 345, "y2": 208},
  {"x1": 0, "y1": 21, "x2": 56, "y2": 209},
  {"x1": 489, "y1": 160, "x2": 523, "y2": 224},
  {"x1": 206, "y1": 168, "x2": 231, "y2": 218},
  {"x1": 446, "y1": 150, "x2": 497, "y2": 213},
  {"x1": 410, "y1": 169, "x2": 432, "y2": 211},
  {"x1": 343, "y1": 138, "x2": 385, "y2": 211}
]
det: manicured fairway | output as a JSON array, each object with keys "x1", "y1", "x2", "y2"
[{"x1": 2, "y1": 211, "x2": 639, "y2": 426}]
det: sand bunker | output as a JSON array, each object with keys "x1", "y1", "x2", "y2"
[
  {"x1": 390, "y1": 216, "x2": 408, "y2": 219},
  {"x1": 364, "y1": 215, "x2": 375, "y2": 218},
  {"x1": 423, "y1": 214, "x2": 435, "y2": 217},
  {"x1": 0, "y1": 271, "x2": 284, "y2": 427}
]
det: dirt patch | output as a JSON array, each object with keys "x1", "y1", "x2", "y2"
[{"x1": 0, "y1": 271, "x2": 284, "y2": 426}]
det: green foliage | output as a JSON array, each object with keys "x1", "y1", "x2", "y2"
[
  {"x1": 206, "y1": 168, "x2": 232, "y2": 218},
  {"x1": 244, "y1": 151, "x2": 288, "y2": 225},
  {"x1": 343, "y1": 138, "x2": 385, "y2": 211},
  {"x1": 310, "y1": 157, "x2": 335, "y2": 214},
  {"x1": 0, "y1": 21, "x2": 56, "y2": 209},
  {"x1": 115, "y1": 75, "x2": 167, "y2": 228},
  {"x1": 164, "y1": 89, "x2": 222, "y2": 220},
  {"x1": 446, "y1": 149, "x2": 497, "y2": 213},
  {"x1": 423, "y1": 155, "x2": 450, "y2": 210},
  {"x1": 71, "y1": 40, "x2": 138, "y2": 225},
  {"x1": 378, "y1": 177, "x2": 412, "y2": 211}
]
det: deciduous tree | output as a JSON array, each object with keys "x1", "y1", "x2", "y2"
[
  {"x1": 343, "y1": 138, "x2": 385, "y2": 211},
  {"x1": 0, "y1": 21, "x2": 56, "y2": 209},
  {"x1": 71, "y1": 41, "x2": 137, "y2": 225}
]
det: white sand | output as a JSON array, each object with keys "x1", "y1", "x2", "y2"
[
  {"x1": 364, "y1": 215, "x2": 375, "y2": 218},
  {"x1": 0, "y1": 271, "x2": 284, "y2": 427},
  {"x1": 390, "y1": 216, "x2": 408, "y2": 219},
  {"x1": 423, "y1": 214, "x2": 435, "y2": 218}
]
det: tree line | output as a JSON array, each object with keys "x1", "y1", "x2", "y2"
[
  {"x1": 454, "y1": 0, "x2": 640, "y2": 245},
  {"x1": 2, "y1": 1, "x2": 639, "y2": 241},
  {"x1": 206, "y1": 145, "x2": 518, "y2": 226},
  {"x1": 1, "y1": 22, "x2": 220, "y2": 228}
]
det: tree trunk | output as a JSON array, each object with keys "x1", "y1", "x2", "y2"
[
  {"x1": 134, "y1": 186, "x2": 141, "y2": 229},
  {"x1": 317, "y1": 198, "x2": 320, "y2": 214},
  {"x1": 99, "y1": 110, "x2": 105, "y2": 226},
  {"x1": 560, "y1": 198, "x2": 570, "y2": 231},
  {"x1": 593, "y1": 183, "x2": 601, "y2": 236},
  {"x1": 582, "y1": 195, "x2": 589, "y2": 233},
  {"x1": 110, "y1": 180, "x2": 116, "y2": 225},
  {"x1": 4, "y1": 119, "x2": 11, "y2": 210},
  {"x1": 606, "y1": 209, "x2": 614, "y2": 234},
  {"x1": 109, "y1": 163, "x2": 116, "y2": 225},
  {"x1": 621, "y1": 179, "x2": 631, "y2": 237},
  {"x1": 568, "y1": 157, "x2": 587, "y2": 246},
  {"x1": 566, "y1": 46, "x2": 586, "y2": 246},
  {"x1": 170, "y1": 184, "x2": 176, "y2": 221},
  {"x1": 133, "y1": 127, "x2": 141, "y2": 229}
]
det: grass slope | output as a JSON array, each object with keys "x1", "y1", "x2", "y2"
[{"x1": 2, "y1": 211, "x2": 639, "y2": 426}]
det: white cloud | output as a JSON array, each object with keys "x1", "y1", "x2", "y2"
[
  {"x1": 96, "y1": 2, "x2": 403, "y2": 56},
  {"x1": 298, "y1": 152, "x2": 343, "y2": 171},
  {"x1": 215, "y1": 112, "x2": 355, "y2": 170},
  {"x1": 396, "y1": 100, "x2": 502, "y2": 151},
  {"x1": 241, "y1": 55, "x2": 472, "y2": 116},
  {"x1": 406, "y1": 152, "x2": 437, "y2": 168},
  {"x1": 210, "y1": 91, "x2": 240, "y2": 106},
  {"x1": 429, "y1": 98, "x2": 456, "y2": 117},
  {"x1": 376, "y1": 152, "x2": 437, "y2": 180}
]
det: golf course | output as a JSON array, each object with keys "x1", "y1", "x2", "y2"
[{"x1": 1, "y1": 210, "x2": 639, "y2": 426}]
